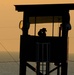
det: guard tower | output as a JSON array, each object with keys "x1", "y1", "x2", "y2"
[{"x1": 15, "y1": 4, "x2": 74, "y2": 75}]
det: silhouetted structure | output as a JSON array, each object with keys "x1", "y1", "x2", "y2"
[{"x1": 15, "y1": 4, "x2": 74, "y2": 75}]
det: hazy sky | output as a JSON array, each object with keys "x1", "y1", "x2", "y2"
[{"x1": 0, "y1": 0, "x2": 74, "y2": 54}]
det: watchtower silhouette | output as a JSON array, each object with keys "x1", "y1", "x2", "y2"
[{"x1": 15, "y1": 4, "x2": 74, "y2": 75}]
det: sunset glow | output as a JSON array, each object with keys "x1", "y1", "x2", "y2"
[{"x1": 0, "y1": 1, "x2": 74, "y2": 54}]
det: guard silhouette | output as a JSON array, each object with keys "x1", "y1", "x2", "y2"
[{"x1": 38, "y1": 28, "x2": 47, "y2": 37}]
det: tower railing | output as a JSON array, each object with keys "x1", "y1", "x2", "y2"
[{"x1": 36, "y1": 42, "x2": 50, "y2": 75}]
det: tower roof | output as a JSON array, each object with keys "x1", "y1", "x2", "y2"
[{"x1": 15, "y1": 3, "x2": 74, "y2": 16}]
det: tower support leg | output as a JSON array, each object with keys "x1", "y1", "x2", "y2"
[
  {"x1": 36, "y1": 62, "x2": 40, "y2": 75},
  {"x1": 20, "y1": 59, "x2": 26, "y2": 75},
  {"x1": 46, "y1": 62, "x2": 49, "y2": 75},
  {"x1": 57, "y1": 63, "x2": 60, "y2": 75},
  {"x1": 20, "y1": 51, "x2": 27, "y2": 75},
  {"x1": 61, "y1": 62, "x2": 68, "y2": 75}
]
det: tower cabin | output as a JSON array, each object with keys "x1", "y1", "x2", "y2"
[{"x1": 15, "y1": 4, "x2": 74, "y2": 75}]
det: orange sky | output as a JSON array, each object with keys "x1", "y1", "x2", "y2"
[{"x1": 0, "y1": 0, "x2": 74, "y2": 54}]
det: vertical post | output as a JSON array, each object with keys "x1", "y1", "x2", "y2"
[
  {"x1": 57, "y1": 63, "x2": 60, "y2": 75},
  {"x1": 34, "y1": 16, "x2": 36, "y2": 36},
  {"x1": 37, "y1": 61, "x2": 40, "y2": 75},
  {"x1": 23, "y1": 12, "x2": 30, "y2": 36},
  {"x1": 42, "y1": 43, "x2": 44, "y2": 75},
  {"x1": 20, "y1": 36, "x2": 27, "y2": 75},
  {"x1": 20, "y1": 12, "x2": 29, "y2": 75},
  {"x1": 36, "y1": 42, "x2": 40, "y2": 75},
  {"x1": 46, "y1": 43, "x2": 50, "y2": 75},
  {"x1": 52, "y1": 16, "x2": 54, "y2": 37},
  {"x1": 61, "y1": 10, "x2": 70, "y2": 75},
  {"x1": 59, "y1": 25, "x2": 62, "y2": 37},
  {"x1": 61, "y1": 62, "x2": 68, "y2": 75}
]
